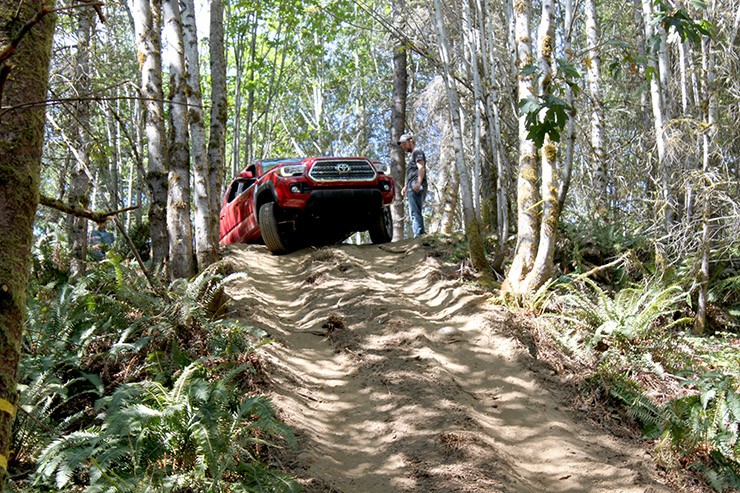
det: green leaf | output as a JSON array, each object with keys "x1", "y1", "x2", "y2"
[
  {"x1": 645, "y1": 65, "x2": 657, "y2": 82},
  {"x1": 518, "y1": 96, "x2": 542, "y2": 115},
  {"x1": 520, "y1": 64, "x2": 539, "y2": 77},
  {"x1": 607, "y1": 39, "x2": 632, "y2": 50},
  {"x1": 557, "y1": 58, "x2": 581, "y2": 80}
]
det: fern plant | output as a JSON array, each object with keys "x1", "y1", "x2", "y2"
[
  {"x1": 15, "y1": 260, "x2": 143, "y2": 466},
  {"x1": 605, "y1": 371, "x2": 740, "y2": 491},
  {"x1": 553, "y1": 278, "x2": 692, "y2": 357},
  {"x1": 32, "y1": 361, "x2": 297, "y2": 492},
  {"x1": 16, "y1": 259, "x2": 292, "y2": 492},
  {"x1": 536, "y1": 267, "x2": 739, "y2": 491}
]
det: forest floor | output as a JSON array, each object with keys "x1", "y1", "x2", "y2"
[{"x1": 221, "y1": 238, "x2": 694, "y2": 493}]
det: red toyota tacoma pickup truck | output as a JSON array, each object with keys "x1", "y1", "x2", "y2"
[{"x1": 219, "y1": 157, "x2": 395, "y2": 254}]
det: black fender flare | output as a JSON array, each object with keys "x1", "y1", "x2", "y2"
[{"x1": 255, "y1": 181, "x2": 278, "y2": 223}]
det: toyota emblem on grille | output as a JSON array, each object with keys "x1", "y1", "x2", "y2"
[{"x1": 335, "y1": 163, "x2": 351, "y2": 174}]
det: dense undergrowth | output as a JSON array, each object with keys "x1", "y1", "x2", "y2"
[
  {"x1": 13, "y1": 222, "x2": 740, "y2": 492},
  {"x1": 484, "y1": 219, "x2": 740, "y2": 493},
  {"x1": 10, "y1": 250, "x2": 298, "y2": 492}
]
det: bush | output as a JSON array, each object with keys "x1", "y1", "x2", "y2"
[
  {"x1": 12, "y1": 261, "x2": 296, "y2": 492},
  {"x1": 538, "y1": 276, "x2": 739, "y2": 490}
]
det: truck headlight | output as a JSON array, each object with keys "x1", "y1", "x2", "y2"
[
  {"x1": 374, "y1": 162, "x2": 390, "y2": 174},
  {"x1": 279, "y1": 164, "x2": 306, "y2": 177}
]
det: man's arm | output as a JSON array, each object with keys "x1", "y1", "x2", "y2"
[{"x1": 413, "y1": 152, "x2": 426, "y2": 192}]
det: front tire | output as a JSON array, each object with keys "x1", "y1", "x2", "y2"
[
  {"x1": 369, "y1": 206, "x2": 393, "y2": 244},
  {"x1": 259, "y1": 202, "x2": 291, "y2": 254}
]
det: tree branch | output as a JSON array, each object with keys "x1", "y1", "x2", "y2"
[
  {"x1": 39, "y1": 194, "x2": 165, "y2": 296},
  {"x1": 573, "y1": 253, "x2": 631, "y2": 281},
  {"x1": 39, "y1": 194, "x2": 139, "y2": 224}
]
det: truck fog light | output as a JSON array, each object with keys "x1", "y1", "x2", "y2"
[
  {"x1": 381, "y1": 183, "x2": 390, "y2": 191},
  {"x1": 290, "y1": 184, "x2": 301, "y2": 194}
]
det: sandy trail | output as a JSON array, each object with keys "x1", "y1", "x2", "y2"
[{"x1": 223, "y1": 240, "x2": 671, "y2": 492}]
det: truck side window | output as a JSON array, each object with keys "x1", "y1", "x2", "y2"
[
  {"x1": 228, "y1": 179, "x2": 255, "y2": 203},
  {"x1": 226, "y1": 183, "x2": 239, "y2": 203}
]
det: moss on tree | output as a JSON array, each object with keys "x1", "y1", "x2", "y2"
[{"x1": 0, "y1": 1, "x2": 55, "y2": 489}]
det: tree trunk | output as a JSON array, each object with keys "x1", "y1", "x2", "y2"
[
  {"x1": 438, "y1": 128, "x2": 458, "y2": 234},
  {"x1": 657, "y1": 24, "x2": 677, "y2": 225},
  {"x1": 695, "y1": 185, "x2": 711, "y2": 335},
  {"x1": 163, "y1": 0, "x2": 194, "y2": 279},
  {"x1": 181, "y1": 0, "x2": 217, "y2": 271},
  {"x1": 634, "y1": 0, "x2": 655, "y2": 202},
  {"x1": 585, "y1": 0, "x2": 608, "y2": 216},
  {"x1": 678, "y1": 40, "x2": 690, "y2": 114},
  {"x1": 208, "y1": 0, "x2": 228, "y2": 247},
  {"x1": 433, "y1": 0, "x2": 490, "y2": 278},
  {"x1": 521, "y1": 0, "x2": 560, "y2": 292},
  {"x1": 504, "y1": 0, "x2": 517, "y2": 82},
  {"x1": 640, "y1": 0, "x2": 669, "y2": 228},
  {"x1": 243, "y1": 14, "x2": 259, "y2": 167},
  {"x1": 559, "y1": 0, "x2": 576, "y2": 212},
  {"x1": 230, "y1": 27, "x2": 246, "y2": 176},
  {"x1": 480, "y1": 0, "x2": 510, "y2": 269},
  {"x1": 390, "y1": 0, "x2": 408, "y2": 241},
  {"x1": 505, "y1": 0, "x2": 539, "y2": 293},
  {"x1": 463, "y1": 0, "x2": 482, "y2": 216},
  {"x1": 68, "y1": 7, "x2": 95, "y2": 278},
  {"x1": 131, "y1": 0, "x2": 169, "y2": 273},
  {"x1": 695, "y1": 4, "x2": 717, "y2": 335},
  {"x1": 0, "y1": 2, "x2": 55, "y2": 489},
  {"x1": 257, "y1": 29, "x2": 289, "y2": 159},
  {"x1": 129, "y1": 93, "x2": 146, "y2": 230},
  {"x1": 105, "y1": 89, "x2": 121, "y2": 211}
]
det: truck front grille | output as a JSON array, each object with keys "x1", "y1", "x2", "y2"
[{"x1": 308, "y1": 160, "x2": 377, "y2": 182}]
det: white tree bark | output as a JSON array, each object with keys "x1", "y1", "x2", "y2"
[
  {"x1": 640, "y1": 0, "x2": 668, "y2": 226},
  {"x1": 105, "y1": 89, "x2": 121, "y2": 211},
  {"x1": 658, "y1": 25, "x2": 676, "y2": 225},
  {"x1": 163, "y1": 0, "x2": 194, "y2": 279},
  {"x1": 463, "y1": 0, "x2": 482, "y2": 216},
  {"x1": 433, "y1": 0, "x2": 489, "y2": 275},
  {"x1": 180, "y1": 0, "x2": 216, "y2": 271},
  {"x1": 522, "y1": 0, "x2": 559, "y2": 292},
  {"x1": 244, "y1": 15, "x2": 260, "y2": 166},
  {"x1": 438, "y1": 128, "x2": 459, "y2": 235},
  {"x1": 559, "y1": 0, "x2": 576, "y2": 211},
  {"x1": 505, "y1": 0, "x2": 539, "y2": 293},
  {"x1": 131, "y1": 0, "x2": 169, "y2": 272},
  {"x1": 585, "y1": 0, "x2": 608, "y2": 215},
  {"x1": 678, "y1": 41, "x2": 690, "y2": 114},
  {"x1": 696, "y1": 3, "x2": 718, "y2": 334}
]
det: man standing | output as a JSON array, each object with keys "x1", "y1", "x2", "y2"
[{"x1": 399, "y1": 133, "x2": 427, "y2": 237}]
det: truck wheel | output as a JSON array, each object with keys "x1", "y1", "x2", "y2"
[
  {"x1": 259, "y1": 202, "x2": 291, "y2": 254},
  {"x1": 369, "y1": 206, "x2": 393, "y2": 244}
]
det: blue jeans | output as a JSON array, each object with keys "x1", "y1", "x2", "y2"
[{"x1": 407, "y1": 186, "x2": 426, "y2": 237}]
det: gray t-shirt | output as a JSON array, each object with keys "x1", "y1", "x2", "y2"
[{"x1": 406, "y1": 149, "x2": 428, "y2": 189}]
